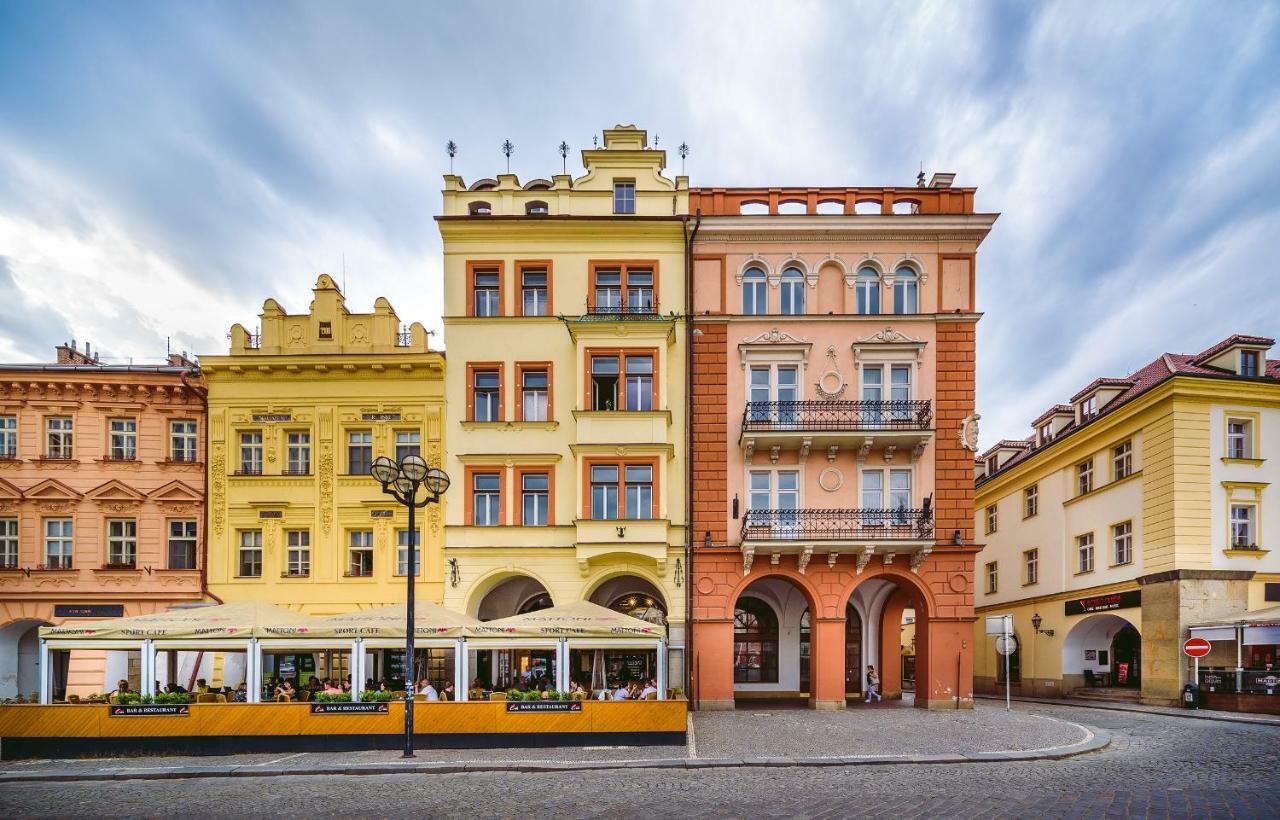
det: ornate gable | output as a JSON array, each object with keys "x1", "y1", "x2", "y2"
[
  {"x1": 25, "y1": 478, "x2": 83, "y2": 501},
  {"x1": 85, "y1": 479, "x2": 147, "y2": 504},
  {"x1": 149, "y1": 480, "x2": 203, "y2": 504}
]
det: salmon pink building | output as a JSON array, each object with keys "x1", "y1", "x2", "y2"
[
  {"x1": 688, "y1": 180, "x2": 997, "y2": 709},
  {"x1": 0, "y1": 343, "x2": 206, "y2": 700}
]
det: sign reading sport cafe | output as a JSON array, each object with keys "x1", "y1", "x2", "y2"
[{"x1": 1064, "y1": 590, "x2": 1140, "y2": 616}]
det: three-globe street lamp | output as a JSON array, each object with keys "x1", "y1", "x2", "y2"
[{"x1": 370, "y1": 454, "x2": 450, "y2": 758}]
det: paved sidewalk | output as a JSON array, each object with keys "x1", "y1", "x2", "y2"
[
  {"x1": 975, "y1": 692, "x2": 1280, "y2": 726},
  {"x1": 0, "y1": 701, "x2": 1106, "y2": 782}
]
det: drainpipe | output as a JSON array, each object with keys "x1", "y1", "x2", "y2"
[
  {"x1": 683, "y1": 210, "x2": 701, "y2": 703},
  {"x1": 180, "y1": 368, "x2": 223, "y2": 606}
]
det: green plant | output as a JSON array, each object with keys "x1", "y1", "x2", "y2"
[
  {"x1": 153, "y1": 692, "x2": 192, "y2": 705},
  {"x1": 506, "y1": 688, "x2": 522, "y2": 700},
  {"x1": 360, "y1": 689, "x2": 394, "y2": 703},
  {"x1": 669, "y1": 686, "x2": 685, "y2": 698},
  {"x1": 116, "y1": 692, "x2": 142, "y2": 705},
  {"x1": 314, "y1": 692, "x2": 350, "y2": 703}
]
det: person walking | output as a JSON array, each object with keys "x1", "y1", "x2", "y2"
[{"x1": 865, "y1": 665, "x2": 882, "y2": 703}]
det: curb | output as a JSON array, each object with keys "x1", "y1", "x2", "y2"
[
  {"x1": 974, "y1": 694, "x2": 1280, "y2": 728},
  {"x1": 0, "y1": 729, "x2": 1110, "y2": 783}
]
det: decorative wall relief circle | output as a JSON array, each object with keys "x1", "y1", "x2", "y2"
[
  {"x1": 818, "y1": 467, "x2": 844, "y2": 492},
  {"x1": 816, "y1": 370, "x2": 846, "y2": 399},
  {"x1": 948, "y1": 573, "x2": 968, "y2": 593},
  {"x1": 695, "y1": 576, "x2": 716, "y2": 595}
]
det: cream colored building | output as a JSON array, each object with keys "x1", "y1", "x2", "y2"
[
  {"x1": 439, "y1": 125, "x2": 689, "y2": 690},
  {"x1": 973, "y1": 334, "x2": 1280, "y2": 708}
]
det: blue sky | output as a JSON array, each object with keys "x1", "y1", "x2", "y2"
[{"x1": 0, "y1": 1, "x2": 1277, "y2": 447}]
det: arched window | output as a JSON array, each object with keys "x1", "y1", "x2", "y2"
[
  {"x1": 742, "y1": 267, "x2": 767, "y2": 315},
  {"x1": 468, "y1": 201, "x2": 493, "y2": 216},
  {"x1": 525, "y1": 200, "x2": 549, "y2": 216},
  {"x1": 780, "y1": 267, "x2": 805, "y2": 315},
  {"x1": 856, "y1": 267, "x2": 880, "y2": 315},
  {"x1": 894, "y1": 266, "x2": 918, "y2": 314},
  {"x1": 734, "y1": 597, "x2": 778, "y2": 683}
]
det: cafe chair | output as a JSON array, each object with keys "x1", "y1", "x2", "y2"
[
  {"x1": 275, "y1": 693, "x2": 291, "y2": 702},
  {"x1": 414, "y1": 694, "x2": 428, "y2": 702},
  {"x1": 469, "y1": 688, "x2": 485, "y2": 700},
  {"x1": 645, "y1": 692, "x2": 658, "y2": 700},
  {"x1": 67, "y1": 694, "x2": 81, "y2": 704},
  {"x1": 215, "y1": 693, "x2": 228, "y2": 704},
  {"x1": 298, "y1": 690, "x2": 312, "y2": 702},
  {"x1": 196, "y1": 693, "x2": 219, "y2": 704},
  {"x1": 488, "y1": 692, "x2": 507, "y2": 701}
]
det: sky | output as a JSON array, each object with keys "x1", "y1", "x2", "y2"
[{"x1": 0, "y1": 0, "x2": 1277, "y2": 448}]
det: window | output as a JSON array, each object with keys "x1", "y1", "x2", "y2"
[
  {"x1": 612, "y1": 180, "x2": 635, "y2": 214},
  {"x1": 471, "y1": 266, "x2": 501, "y2": 317},
  {"x1": 1240, "y1": 350, "x2": 1260, "y2": 377},
  {"x1": 347, "y1": 430, "x2": 373, "y2": 475},
  {"x1": 286, "y1": 431, "x2": 311, "y2": 474},
  {"x1": 894, "y1": 267, "x2": 919, "y2": 314},
  {"x1": 472, "y1": 368, "x2": 502, "y2": 422},
  {"x1": 1230, "y1": 504, "x2": 1257, "y2": 548},
  {"x1": 742, "y1": 267, "x2": 767, "y2": 315},
  {"x1": 591, "y1": 465, "x2": 619, "y2": 520},
  {"x1": 985, "y1": 561, "x2": 998, "y2": 595},
  {"x1": 1080, "y1": 395, "x2": 1098, "y2": 420},
  {"x1": 1024, "y1": 485, "x2": 1038, "y2": 518},
  {"x1": 285, "y1": 530, "x2": 310, "y2": 576},
  {"x1": 238, "y1": 530, "x2": 262, "y2": 577},
  {"x1": 1112, "y1": 440, "x2": 1132, "y2": 480},
  {"x1": 1113, "y1": 521, "x2": 1133, "y2": 565},
  {"x1": 861, "y1": 470, "x2": 883, "y2": 508},
  {"x1": 985, "y1": 504, "x2": 998, "y2": 535},
  {"x1": 624, "y1": 465, "x2": 653, "y2": 519},
  {"x1": 589, "y1": 350, "x2": 657, "y2": 411},
  {"x1": 239, "y1": 431, "x2": 263, "y2": 474},
  {"x1": 1227, "y1": 419, "x2": 1253, "y2": 459},
  {"x1": 889, "y1": 470, "x2": 911, "y2": 513},
  {"x1": 780, "y1": 267, "x2": 805, "y2": 315},
  {"x1": 472, "y1": 472, "x2": 501, "y2": 526},
  {"x1": 734, "y1": 598, "x2": 778, "y2": 683},
  {"x1": 521, "y1": 472, "x2": 549, "y2": 526},
  {"x1": 591, "y1": 264, "x2": 655, "y2": 314},
  {"x1": 986, "y1": 454, "x2": 999, "y2": 474},
  {"x1": 855, "y1": 267, "x2": 880, "y2": 314},
  {"x1": 1038, "y1": 423, "x2": 1054, "y2": 445},
  {"x1": 104, "y1": 519, "x2": 137, "y2": 567},
  {"x1": 747, "y1": 365, "x2": 799, "y2": 424},
  {"x1": 1077, "y1": 459, "x2": 1094, "y2": 495},
  {"x1": 468, "y1": 200, "x2": 492, "y2": 216},
  {"x1": 626, "y1": 269, "x2": 654, "y2": 314},
  {"x1": 170, "y1": 420, "x2": 198, "y2": 462},
  {"x1": 748, "y1": 471, "x2": 800, "y2": 525},
  {"x1": 0, "y1": 415, "x2": 16, "y2": 458},
  {"x1": 395, "y1": 430, "x2": 421, "y2": 461},
  {"x1": 167, "y1": 520, "x2": 197, "y2": 569},
  {"x1": 0, "y1": 518, "x2": 17, "y2": 568},
  {"x1": 107, "y1": 419, "x2": 137, "y2": 460},
  {"x1": 520, "y1": 367, "x2": 549, "y2": 422},
  {"x1": 625, "y1": 355, "x2": 654, "y2": 411},
  {"x1": 44, "y1": 519, "x2": 73, "y2": 569},
  {"x1": 520, "y1": 266, "x2": 548, "y2": 316},
  {"x1": 348, "y1": 530, "x2": 374, "y2": 577},
  {"x1": 396, "y1": 529, "x2": 421, "y2": 576},
  {"x1": 594, "y1": 268, "x2": 621, "y2": 313},
  {"x1": 46, "y1": 416, "x2": 73, "y2": 459},
  {"x1": 589, "y1": 460, "x2": 658, "y2": 520},
  {"x1": 1076, "y1": 533, "x2": 1095, "y2": 574},
  {"x1": 1023, "y1": 548, "x2": 1039, "y2": 585},
  {"x1": 526, "y1": 200, "x2": 549, "y2": 216}
]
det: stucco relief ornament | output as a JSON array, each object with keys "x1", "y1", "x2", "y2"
[
  {"x1": 350, "y1": 324, "x2": 368, "y2": 344},
  {"x1": 743, "y1": 328, "x2": 807, "y2": 345},
  {"x1": 814, "y1": 345, "x2": 846, "y2": 399},
  {"x1": 960, "y1": 413, "x2": 981, "y2": 452}
]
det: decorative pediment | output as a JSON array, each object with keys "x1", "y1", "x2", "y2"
[
  {"x1": 734, "y1": 253, "x2": 771, "y2": 285},
  {"x1": 0, "y1": 477, "x2": 23, "y2": 501},
  {"x1": 85, "y1": 479, "x2": 147, "y2": 504},
  {"x1": 149, "y1": 480, "x2": 203, "y2": 504},
  {"x1": 25, "y1": 478, "x2": 83, "y2": 501},
  {"x1": 742, "y1": 328, "x2": 810, "y2": 346},
  {"x1": 847, "y1": 253, "x2": 887, "y2": 285},
  {"x1": 891, "y1": 253, "x2": 929, "y2": 283},
  {"x1": 856, "y1": 326, "x2": 923, "y2": 345}
]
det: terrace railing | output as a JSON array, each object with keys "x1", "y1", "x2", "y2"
[
  {"x1": 741, "y1": 506, "x2": 934, "y2": 542},
  {"x1": 742, "y1": 400, "x2": 932, "y2": 433}
]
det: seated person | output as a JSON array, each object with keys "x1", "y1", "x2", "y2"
[
  {"x1": 640, "y1": 679, "x2": 658, "y2": 699},
  {"x1": 612, "y1": 681, "x2": 630, "y2": 701},
  {"x1": 194, "y1": 678, "x2": 210, "y2": 694},
  {"x1": 324, "y1": 680, "x2": 344, "y2": 695},
  {"x1": 233, "y1": 682, "x2": 248, "y2": 702},
  {"x1": 341, "y1": 680, "x2": 352, "y2": 693},
  {"x1": 114, "y1": 679, "x2": 131, "y2": 695},
  {"x1": 441, "y1": 682, "x2": 455, "y2": 701},
  {"x1": 421, "y1": 680, "x2": 439, "y2": 701},
  {"x1": 598, "y1": 681, "x2": 612, "y2": 701},
  {"x1": 275, "y1": 679, "x2": 296, "y2": 700}
]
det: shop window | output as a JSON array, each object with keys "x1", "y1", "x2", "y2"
[{"x1": 734, "y1": 597, "x2": 778, "y2": 683}]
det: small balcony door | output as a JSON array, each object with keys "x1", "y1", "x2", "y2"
[
  {"x1": 748, "y1": 469, "x2": 800, "y2": 537},
  {"x1": 747, "y1": 365, "x2": 799, "y2": 427}
]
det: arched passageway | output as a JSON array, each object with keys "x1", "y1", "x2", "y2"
[
  {"x1": 0, "y1": 620, "x2": 49, "y2": 700},
  {"x1": 1062, "y1": 613, "x2": 1141, "y2": 692},
  {"x1": 472, "y1": 575, "x2": 554, "y2": 690}
]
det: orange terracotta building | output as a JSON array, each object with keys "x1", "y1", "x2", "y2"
[
  {"x1": 0, "y1": 343, "x2": 207, "y2": 699},
  {"x1": 688, "y1": 181, "x2": 997, "y2": 709}
]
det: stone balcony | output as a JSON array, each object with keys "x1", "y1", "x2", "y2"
[{"x1": 739, "y1": 400, "x2": 932, "y2": 460}]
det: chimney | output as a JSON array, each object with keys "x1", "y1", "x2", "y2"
[
  {"x1": 167, "y1": 351, "x2": 198, "y2": 369},
  {"x1": 55, "y1": 340, "x2": 97, "y2": 365},
  {"x1": 928, "y1": 172, "x2": 956, "y2": 189}
]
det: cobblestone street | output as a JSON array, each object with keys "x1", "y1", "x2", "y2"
[{"x1": 2, "y1": 702, "x2": 1277, "y2": 818}]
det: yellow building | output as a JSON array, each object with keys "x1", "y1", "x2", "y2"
[
  {"x1": 973, "y1": 334, "x2": 1280, "y2": 709},
  {"x1": 203, "y1": 275, "x2": 446, "y2": 616},
  {"x1": 439, "y1": 125, "x2": 690, "y2": 690}
]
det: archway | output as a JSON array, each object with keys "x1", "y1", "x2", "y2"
[
  {"x1": 472, "y1": 575, "x2": 554, "y2": 690},
  {"x1": 732, "y1": 576, "x2": 813, "y2": 707},
  {"x1": 581, "y1": 575, "x2": 668, "y2": 691},
  {"x1": 475, "y1": 575, "x2": 553, "y2": 621},
  {"x1": 1062, "y1": 613, "x2": 1141, "y2": 692},
  {"x1": 841, "y1": 573, "x2": 933, "y2": 707},
  {"x1": 0, "y1": 619, "x2": 50, "y2": 700}
]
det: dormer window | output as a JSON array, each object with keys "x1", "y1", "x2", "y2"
[
  {"x1": 526, "y1": 201, "x2": 549, "y2": 216},
  {"x1": 468, "y1": 201, "x2": 493, "y2": 216},
  {"x1": 1080, "y1": 395, "x2": 1098, "y2": 420},
  {"x1": 613, "y1": 181, "x2": 636, "y2": 214},
  {"x1": 985, "y1": 454, "x2": 999, "y2": 474},
  {"x1": 1038, "y1": 424, "x2": 1054, "y2": 445},
  {"x1": 1240, "y1": 350, "x2": 1260, "y2": 377}
]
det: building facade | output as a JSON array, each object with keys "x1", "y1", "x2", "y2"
[
  {"x1": 688, "y1": 180, "x2": 996, "y2": 709},
  {"x1": 202, "y1": 276, "x2": 445, "y2": 615},
  {"x1": 439, "y1": 126, "x2": 690, "y2": 689},
  {"x1": 0, "y1": 343, "x2": 206, "y2": 698},
  {"x1": 973, "y1": 335, "x2": 1280, "y2": 707}
]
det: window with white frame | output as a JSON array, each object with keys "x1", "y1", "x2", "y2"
[
  {"x1": 888, "y1": 470, "x2": 911, "y2": 518},
  {"x1": 985, "y1": 504, "x2": 998, "y2": 535},
  {"x1": 396, "y1": 528, "x2": 420, "y2": 576},
  {"x1": 473, "y1": 472, "x2": 501, "y2": 525},
  {"x1": 286, "y1": 431, "x2": 311, "y2": 474},
  {"x1": 855, "y1": 267, "x2": 880, "y2": 314},
  {"x1": 170, "y1": 420, "x2": 198, "y2": 462},
  {"x1": 612, "y1": 180, "x2": 635, "y2": 214},
  {"x1": 1024, "y1": 485, "x2": 1038, "y2": 518},
  {"x1": 46, "y1": 416, "x2": 73, "y2": 459},
  {"x1": 521, "y1": 267, "x2": 548, "y2": 316},
  {"x1": 749, "y1": 470, "x2": 799, "y2": 533},
  {"x1": 1112, "y1": 440, "x2": 1132, "y2": 480},
  {"x1": 347, "y1": 430, "x2": 373, "y2": 475},
  {"x1": 984, "y1": 561, "x2": 997, "y2": 595},
  {"x1": 239, "y1": 431, "x2": 263, "y2": 474},
  {"x1": 779, "y1": 267, "x2": 805, "y2": 315},
  {"x1": 237, "y1": 530, "x2": 262, "y2": 577},
  {"x1": 0, "y1": 518, "x2": 17, "y2": 568},
  {"x1": 1080, "y1": 395, "x2": 1098, "y2": 420},
  {"x1": 1227, "y1": 418, "x2": 1253, "y2": 459},
  {"x1": 167, "y1": 520, "x2": 197, "y2": 570},
  {"x1": 521, "y1": 369, "x2": 549, "y2": 422},
  {"x1": 0, "y1": 415, "x2": 16, "y2": 458},
  {"x1": 521, "y1": 472, "x2": 549, "y2": 526},
  {"x1": 285, "y1": 530, "x2": 310, "y2": 576},
  {"x1": 893, "y1": 266, "x2": 918, "y2": 314},
  {"x1": 742, "y1": 267, "x2": 767, "y2": 315},
  {"x1": 1077, "y1": 459, "x2": 1094, "y2": 495},
  {"x1": 348, "y1": 530, "x2": 374, "y2": 576},
  {"x1": 860, "y1": 470, "x2": 884, "y2": 510},
  {"x1": 106, "y1": 519, "x2": 137, "y2": 567},
  {"x1": 1038, "y1": 423, "x2": 1054, "y2": 445},
  {"x1": 1113, "y1": 521, "x2": 1133, "y2": 565},
  {"x1": 747, "y1": 364, "x2": 799, "y2": 424},
  {"x1": 1230, "y1": 503, "x2": 1257, "y2": 549},
  {"x1": 108, "y1": 418, "x2": 137, "y2": 460},
  {"x1": 1076, "y1": 532, "x2": 1094, "y2": 574},
  {"x1": 44, "y1": 519, "x2": 73, "y2": 569},
  {"x1": 1023, "y1": 548, "x2": 1038, "y2": 585},
  {"x1": 395, "y1": 430, "x2": 421, "y2": 461}
]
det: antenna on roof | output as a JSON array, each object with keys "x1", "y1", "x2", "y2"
[
  {"x1": 446, "y1": 140, "x2": 457, "y2": 174},
  {"x1": 558, "y1": 141, "x2": 569, "y2": 174},
  {"x1": 678, "y1": 142, "x2": 690, "y2": 175},
  {"x1": 653, "y1": 134, "x2": 659, "y2": 147},
  {"x1": 502, "y1": 140, "x2": 514, "y2": 173},
  {"x1": 592, "y1": 134, "x2": 598, "y2": 148},
  {"x1": 917, "y1": 163, "x2": 926, "y2": 188}
]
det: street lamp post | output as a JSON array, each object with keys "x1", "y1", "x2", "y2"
[{"x1": 371, "y1": 454, "x2": 450, "y2": 758}]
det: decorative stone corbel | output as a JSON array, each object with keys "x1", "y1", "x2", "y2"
[
  {"x1": 744, "y1": 438, "x2": 756, "y2": 461},
  {"x1": 882, "y1": 552, "x2": 896, "y2": 566},
  {"x1": 857, "y1": 438, "x2": 873, "y2": 465},
  {"x1": 742, "y1": 545, "x2": 755, "y2": 576},
  {"x1": 579, "y1": 557, "x2": 590, "y2": 577},
  {"x1": 797, "y1": 546, "x2": 813, "y2": 575},
  {"x1": 826, "y1": 445, "x2": 839, "y2": 463},
  {"x1": 827, "y1": 551, "x2": 839, "y2": 569},
  {"x1": 856, "y1": 546, "x2": 874, "y2": 575},
  {"x1": 799, "y1": 438, "x2": 812, "y2": 461},
  {"x1": 912, "y1": 441, "x2": 927, "y2": 462},
  {"x1": 769, "y1": 446, "x2": 780, "y2": 465},
  {"x1": 909, "y1": 546, "x2": 932, "y2": 574},
  {"x1": 883, "y1": 444, "x2": 897, "y2": 463},
  {"x1": 769, "y1": 552, "x2": 781, "y2": 567}
]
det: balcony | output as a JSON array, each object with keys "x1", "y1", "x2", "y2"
[
  {"x1": 739, "y1": 506, "x2": 935, "y2": 574},
  {"x1": 740, "y1": 400, "x2": 932, "y2": 458},
  {"x1": 585, "y1": 303, "x2": 660, "y2": 319}
]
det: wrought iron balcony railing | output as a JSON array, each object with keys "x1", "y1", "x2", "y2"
[
  {"x1": 742, "y1": 400, "x2": 932, "y2": 432},
  {"x1": 741, "y1": 506, "x2": 934, "y2": 542},
  {"x1": 585, "y1": 303, "x2": 659, "y2": 317}
]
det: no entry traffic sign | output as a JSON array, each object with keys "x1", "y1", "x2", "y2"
[{"x1": 1182, "y1": 637, "x2": 1212, "y2": 658}]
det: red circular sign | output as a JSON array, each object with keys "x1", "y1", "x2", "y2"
[{"x1": 1183, "y1": 637, "x2": 1212, "y2": 658}]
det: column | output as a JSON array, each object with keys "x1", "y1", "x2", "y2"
[
  {"x1": 657, "y1": 641, "x2": 667, "y2": 699},
  {"x1": 247, "y1": 639, "x2": 260, "y2": 703},
  {"x1": 141, "y1": 640, "x2": 155, "y2": 696},
  {"x1": 555, "y1": 639, "x2": 568, "y2": 692},
  {"x1": 455, "y1": 639, "x2": 467, "y2": 701},
  {"x1": 38, "y1": 639, "x2": 51, "y2": 704},
  {"x1": 350, "y1": 640, "x2": 362, "y2": 703},
  {"x1": 691, "y1": 619, "x2": 735, "y2": 710},
  {"x1": 811, "y1": 617, "x2": 846, "y2": 710}
]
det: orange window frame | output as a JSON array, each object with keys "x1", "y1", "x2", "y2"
[
  {"x1": 514, "y1": 465, "x2": 556, "y2": 527},
  {"x1": 580, "y1": 455, "x2": 661, "y2": 520},
  {"x1": 466, "y1": 362, "x2": 505, "y2": 422},
  {"x1": 463, "y1": 466, "x2": 507, "y2": 526},
  {"x1": 514, "y1": 361, "x2": 554, "y2": 422},
  {"x1": 587, "y1": 260, "x2": 660, "y2": 311},
  {"x1": 516, "y1": 260, "x2": 553, "y2": 316},
  {"x1": 582, "y1": 347, "x2": 659, "y2": 411},
  {"x1": 466, "y1": 260, "x2": 505, "y2": 317}
]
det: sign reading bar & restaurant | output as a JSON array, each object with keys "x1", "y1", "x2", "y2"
[
  {"x1": 505, "y1": 701, "x2": 583, "y2": 713},
  {"x1": 109, "y1": 704, "x2": 190, "y2": 717},
  {"x1": 55, "y1": 604, "x2": 125, "y2": 619},
  {"x1": 311, "y1": 702, "x2": 389, "y2": 714},
  {"x1": 1064, "y1": 590, "x2": 1141, "y2": 616}
]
